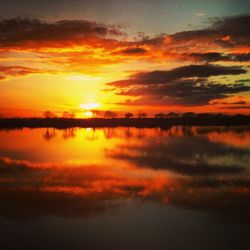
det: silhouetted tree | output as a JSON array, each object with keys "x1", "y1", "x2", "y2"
[
  {"x1": 234, "y1": 114, "x2": 245, "y2": 118},
  {"x1": 182, "y1": 112, "x2": 195, "y2": 118},
  {"x1": 167, "y1": 112, "x2": 179, "y2": 118},
  {"x1": 43, "y1": 111, "x2": 56, "y2": 119},
  {"x1": 125, "y1": 112, "x2": 133, "y2": 118},
  {"x1": 104, "y1": 111, "x2": 117, "y2": 118},
  {"x1": 62, "y1": 111, "x2": 75, "y2": 119},
  {"x1": 155, "y1": 113, "x2": 165, "y2": 118},
  {"x1": 215, "y1": 113, "x2": 230, "y2": 118},
  {"x1": 138, "y1": 112, "x2": 147, "y2": 118},
  {"x1": 196, "y1": 113, "x2": 212, "y2": 118}
]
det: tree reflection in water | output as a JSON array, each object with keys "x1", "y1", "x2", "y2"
[{"x1": 0, "y1": 126, "x2": 249, "y2": 249}]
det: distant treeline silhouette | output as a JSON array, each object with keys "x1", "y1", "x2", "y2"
[
  {"x1": 1, "y1": 114, "x2": 250, "y2": 129},
  {"x1": 42, "y1": 110, "x2": 250, "y2": 119}
]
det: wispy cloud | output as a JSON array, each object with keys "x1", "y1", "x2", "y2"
[{"x1": 197, "y1": 12, "x2": 206, "y2": 16}]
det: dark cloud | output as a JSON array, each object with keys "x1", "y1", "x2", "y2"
[
  {"x1": 108, "y1": 64, "x2": 246, "y2": 87},
  {"x1": 108, "y1": 64, "x2": 248, "y2": 105},
  {"x1": 220, "y1": 106, "x2": 250, "y2": 109},
  {"x1": 188, "y1": 53, "x2": 250, "y2": 62},
  {"x1": 234, "y1": 53, "x2": 250, "y2": 62},
  {"x1": 119, "y1": 47, "x2": 147, "y2": 54},
  {"x1": 127, "y1": 15, "x2": 250, "y2": 65},
  {"x1": 0, "y1": 18, "x2": 123, "y2": 47},
  {"x1": 137, "y1": 34, "x2": 166, "y2": 46},
  {"x1": 117, "y1": 82, "x2": 250, "y2": 106},
  {"x1": 172, "y1": 15, "x2": 250, "y2": 47},
  {"x1": 188, "y1": 52, "x2": 230, "y2": 62},
  {"x1": 212, "y1": 100, "x2": 248, "y2": 105}
]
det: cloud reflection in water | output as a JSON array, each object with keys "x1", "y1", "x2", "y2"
[{"x1": 0, "y1": 126, "x2": 249, "y2": 223}]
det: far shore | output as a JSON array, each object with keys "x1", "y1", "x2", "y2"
[{"x1": 1, "y1": 117, "x2": 250, "y2": 129}]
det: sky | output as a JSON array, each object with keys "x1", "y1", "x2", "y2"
[{"x1": 0, "y1": 0, "x2": 250, "y2": 117}]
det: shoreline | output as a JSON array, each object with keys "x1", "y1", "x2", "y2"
[{"x1": 1, "y1": 117, "x2": 250, "y2": 129}]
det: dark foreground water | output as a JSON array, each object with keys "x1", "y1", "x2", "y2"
[{"x1": 0, "y1": 126, "x2": 249, "y2": 250}]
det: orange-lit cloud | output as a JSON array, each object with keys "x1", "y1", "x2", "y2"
[
  {"x1": 0, "y1": 18, "x2": 124, "y2": 48},
  {"x1": 1, "y1": 16, "x2": 250, "y2": 79},
  {"x1": 0, "y1": 15, "x2": 250, "y2": 116},
  {"x1": 0, "y1": 65, "x2": 52, "y2": 80}
]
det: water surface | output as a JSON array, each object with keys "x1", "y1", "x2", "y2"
[{"x1": 0, "y1": 126, "x2": 249, "y2": 250}]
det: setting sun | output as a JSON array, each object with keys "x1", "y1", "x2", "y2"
[
  {"x1": 84, "y1": 111, "x2": 94, "y2": 118},
  {"x1": 80, "y1": 102, "x2": 101, "y2": 118}
]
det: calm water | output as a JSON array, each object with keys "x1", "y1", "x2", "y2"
[{"x1": 0, "y1": 126, "x2": 249, "y2": 250}]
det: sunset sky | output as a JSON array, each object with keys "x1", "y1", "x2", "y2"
[{"x1": 0, "y1": 0, "x2": 250, "y2": 117}]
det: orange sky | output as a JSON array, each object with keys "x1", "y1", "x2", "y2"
[{"x1": 0, "y1": 14, "x2": 250, "y2": 117}]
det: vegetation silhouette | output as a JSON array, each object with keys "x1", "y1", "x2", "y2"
[
  {"x1": 104, "y1": 111, "x2": 117, "y2": 118},
  {"x1": 137, "y1": 112, "x2": 147, "y2": 118},
  {"x1": 1, "y1": 113, "x2": 250, "y2": 129},
  {"x1": 125, "y1": 112, "x2": 133, "y2": 118}
]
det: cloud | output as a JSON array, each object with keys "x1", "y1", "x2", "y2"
[
  {"x1": 136, "y1": 34, "x2": 166, "y2": 46},
  {"x1": 108, "y1": 64, "x2": 246, "y2": 87},
  {"x1": 0, "y1": 14, "x2": 249, "y2": 99},
  {"x1": 220, "y1": 105, "x2": 250, "y2": 109},
  {"x1": 234, "y1": 53, "x2": 250, "y2": 61},
  {"x1": 107, "y1": 64, "x2": 249, "y2": 106},
  {"x1": 197, "y1": 12, "x2": 206, "y2": 16},
  {"x1": 211, "y1": 100, "x2": 248, "y2": 105},
  {"x1": 187, "y1": 52, "x2": 250, "y2": 62},
  {"x1": 119, "y1": 81, "x2": 250, "y2": 106},
  {"x1": 0, "y1": 18, "x2": 129, "y2": 79},
  {"x1": 117, "y1": 82, "x2": 250, "y2": 106},
  {"x1": 0, "y1": 18, "x2": 124, "y2": 48},
  {"x1": 171, "y1": 15, "x2": 250, "y2": 47},
  {"x1": 0, "y1": 65, "x2": 48, "y2": 80},
  {"x1": 3, "y1": 15, "x2": 249, "y2": 51},
  {"x1": 118, "y1": 47, "x2": 147, "y2": 54}
]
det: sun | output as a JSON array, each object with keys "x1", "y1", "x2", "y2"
[
  {"x1": 80, "y1": 102, "x2": 101, "y2": 118},
  {"x1": 84, "y1": 111, "x2": 94, "y2": 118}
]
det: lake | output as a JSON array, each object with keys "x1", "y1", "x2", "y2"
[{"x1": 0, "y1": 126, "x2": 249, "y2": 250}]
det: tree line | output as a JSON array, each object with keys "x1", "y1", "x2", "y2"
[{"x1": 43, "y1": 110, "x2": 247, "y2": 119}]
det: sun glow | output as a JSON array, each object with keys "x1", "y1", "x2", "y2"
[
  {"x1": 80, "y1": 102, "x2": 102, "y2": 118},
  {"x1": 80, "y1": 102, "x2": 101, "y2": 110},
  {"x1": 84, "y1": 111, "x2": 94, "y2": 118}
]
